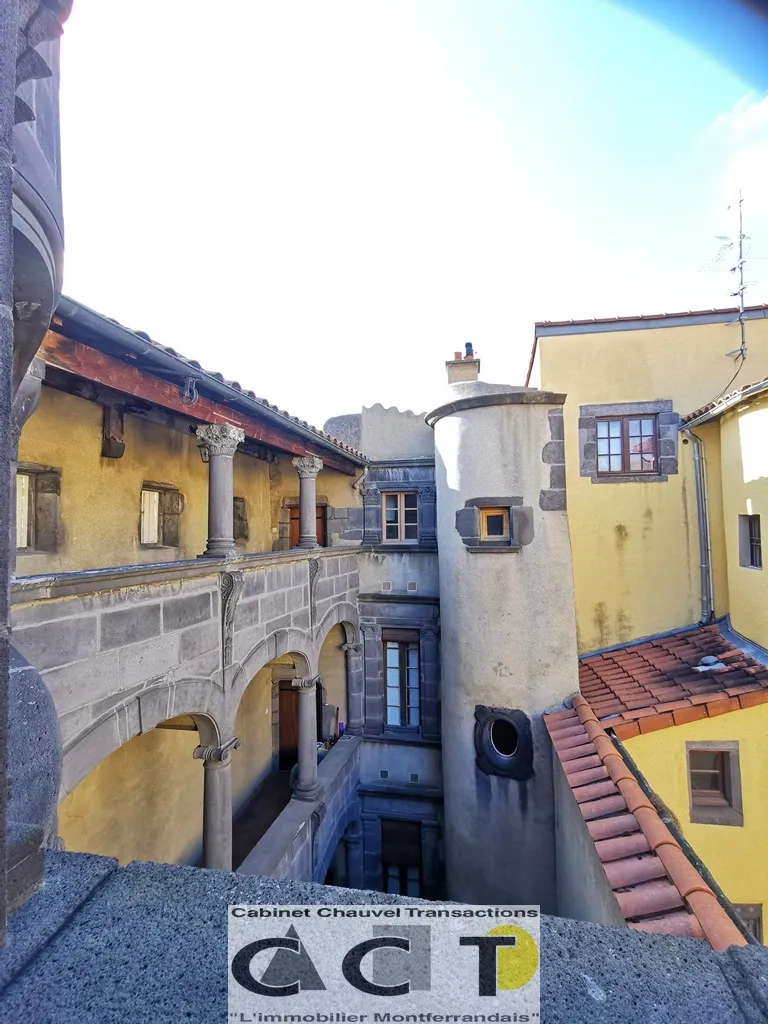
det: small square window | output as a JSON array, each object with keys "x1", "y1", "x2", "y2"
[
  {"x1": 739, "y1": 514, "x2": 762, "y2": 569},
  {"x1": 687, "y1": 742, "x2": 743, "y2": 826},
  {"x1": 480, "y1": 508, "x2": 509, "y2": 541}
]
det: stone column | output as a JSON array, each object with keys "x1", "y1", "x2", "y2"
[
  {"x1": 361, "y1": 623, "x2": 383, "y2": 737},
  {"x1": 292, "y1": 455, "x2": 323, "y2": 548},
  {"x1": 421, "y1": 819, "x2": 441, "y2": 900},
  {"x1": 193, "y1": 737, "x2": 241, "y2": 870},
  {"x1": 342, "y1": 640, "x2": 364, "y2": 736},
  {"x1": 419, "y1": 625, "x2": 441, "y2": 741},
  {"x1": 345, "y1": 818, "x2": 365, "y2": 889},
  {"x1": 196, "y1": 423, "x2": 245, "y2": 558},
  {"x1": 293, "y1": 676, "x2": 320, "y2": 801}
]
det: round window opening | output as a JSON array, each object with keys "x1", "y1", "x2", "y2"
[{"x1": 490, "y1": 718, "x2": 518, "y2": 758}]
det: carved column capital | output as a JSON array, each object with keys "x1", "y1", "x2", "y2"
[
  {"x1": 418, "y1": 485, "x2": 437, "y2": 504},
  {"x1": 342, "y1": 642, "x2": 363, "y2": 655},
  {"x1": 292, "y1": 455, "x2": 324, "y2": 479},
  {"x1": 193, "y1": 736, "x2": 241, "y2": 765},
  {"x1": 361, "y1": 486, "x2": 380, "y2": 507},
  {"x1": 361, "y1": 623, "x2": 382, "y2": 640},
  {"x1": 196, "y1": 422, "x2": 245, "y2": 461},
  {"x1": 294, "y1": 675, "x2": 321, "y2": 691}
]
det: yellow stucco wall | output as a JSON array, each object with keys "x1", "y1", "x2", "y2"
[
  {"x1": 318, "y1": 623, "x2": 347, "y2": 731},
  {"x1": 720, "y1": 399, "x2": 768, "y2": 648},
  {"x1": 626, "y1": 705, "x2": 768, "y2": 930},
  {"x1": 57, "y1": 726, "x2": 204, "y2": 865},
  {"x1": 539, "y1": 319, "x2": 768, "y2": 652},
  {"x1": 232, "y1": 665, "x2": 274, "y2": 814},
  {"x1": 16, "y1": 385, "x2": 355, "y2": 574}
]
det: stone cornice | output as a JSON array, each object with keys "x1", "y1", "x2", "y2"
[
  {"x1": 425, "y1": 390, "x2": 567, "y2": 427},
  {"x1": 11, "y1": 547, "x2": 353, "y2": 604}
]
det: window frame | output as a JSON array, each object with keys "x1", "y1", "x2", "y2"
[
  {"x1": 16, "y1": 471, "x2": 33, "y2": 551},
  {"x1": 381, "y1": 491, "x2": 419, "y2": 544},
  {"x1": 15, "y1": 463, "x2": 62, "y2": 555},
  {"x1": 686, "y1": 741, "x2": 743, "y2": 826},
  {"x1": 139, "y1": 483, "x2": 182, "y2": 549},
  {"x1": 381, "y1": 818, "x2": 422, "y2": 897},
  {"x1": 738, "y1": 513, "x2": 762, "y2": 570},
  {"x1": 734, "y1": 904, "x2": 763, "y2": 943},
  {"x1": 480, "y1": 507, "x2": 510, "y2": 542},
  {"x1": 382, "y1": 629, "x2": 421, "y2": 730},
  {"x1": 595, "y1": 415, "x2": 658, "y2": 477}
]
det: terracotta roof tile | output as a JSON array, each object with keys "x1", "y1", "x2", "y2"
[
  {"x1": 577, "y1": 626, "x2": 768, "y2": 734},
  {"x1": 545, "y1": 697, "x2": 747, "y2": 950}
]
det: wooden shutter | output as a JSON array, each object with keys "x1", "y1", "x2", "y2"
[
  {"x1": 234, "y1": 497, "x2": 249, "y2": 541},
  {"x1": 161, "y1": 488, "x2": 183, "y2": 547}
]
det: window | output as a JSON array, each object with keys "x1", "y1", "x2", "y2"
[
  {"x1": 16, "y1": 465, "x2": 61, "y2": 553},
  {"x1": 381, "y1": 819, "x2": 422, "y2": 897},
  {"x1": 596, "y1": 416, "x2": 657, "y2": 475},
  {"x1": 480, "y1": 508, "x2": 509, "y2": 541},
  {"x1": 734, "y1": 904, "x2": 763, "y2": 943},
  {"x1": 739, "y1": 514, "x2": 762, "y2": 569},
  {"x1": 687, "y1": 742, "x2": 743, "y2": 826},
  {"x1": 140, "y1": 484, "x2": 182, "y2": 547},
  {"x1": 383, "y1": 630, "x2": 420, "y2": 728},
  {"x1": 382, "y1": 492, "x2": 418, "y2": 542},
  {"x1": 16, "y1": 472, "x2": 31, "y2": 549},
  {"x1": 233, "y1": 497, "x2": 249, "y2": 542}
]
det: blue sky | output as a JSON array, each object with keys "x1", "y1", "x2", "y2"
[{"x1": 59, "y1": 1, "x2": 768, "y2": 425}]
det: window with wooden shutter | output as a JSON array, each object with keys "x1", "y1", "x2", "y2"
[
  {"x1": 140, "y1": 484, "x2": 183, "y2": 547},
  {"x1": 16, "y1": 465, "x2": 62, "y2": 553}
]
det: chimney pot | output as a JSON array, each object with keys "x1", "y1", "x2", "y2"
[
  {"x1": 454, "y1": 351, "x2": 462, "y2": 361},
  {"x1": 465, "y1": 342, "x2": 474, "y2": 359}
]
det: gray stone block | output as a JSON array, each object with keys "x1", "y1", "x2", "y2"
[
  {"x1": 101, "y1": 604, "x2": 161, "y2": 651},
  {"x1": 137, "y1": 686, "x2": 173, "y2": 733},
  {"x1": 267, "y1": 564, "x2": 293, "y2": 591},
  {"x1": 548, "y1": 409, "x2": 565, "y2": 439},
  {"x1": 315, "y1": 577, "x2": 335, "y2": 602},
  {"x1": 291, "y1": 561, "x2": 307, "y2": 587},
  {"x1": 89, "y1": 682, "x2": 146, "y2": 720},
  {"x1": 291, "y1": 609, "x2": 311, "y2": 631},
  {"x1": 234, "y1": 597, "x2": 260, "y2": 632},
  {"x1": 61, "y1": 715, "x2": 121, "y2": 794},
  {"x1": 233, "y1": 624, "x2": 266, "y2": 665},
  {"x1": 265, "y1": 613, "x2": 292, "y2": 635},
  {"x1": 286, "y1": 586, "x2": 305, "y2": 613},
  {"x1": 260, "y1": 590, "x2": 286, "y2": 622},
  {"x1": 178, "y1": 620, "x2": 219, "y2": 662},
  {"x1": 58, "y1": 705, "x2": 93, "y2": 747},
  {"x1": 11, "y1": 595, "x2": 96, "y2": 630},
  {"x1": 550, "y1": 464, "x2": 566, "y2": 489},
  {"x1": 119, "y1": 634, "x2": 179, "y2": 689},
  {"x1": 542, "y1": 439, "x2": 565, "y2": 465},
  {"x1": 323, "y1": 556, "x2": 340, "y2": 578},
  {"x1": 348, "y1": 571, "x2": 360, "y2": 590},
  {"x1": 539, "y1": 488, "x2": 567, "y2": 511},
  {"x1": 42, "y1": 650, "x2": 121, "y2": 716},
  {"x1": 162, "y1": 593, "x2": 211, "y2": 633},
  {"x1": 14, "y1": 616, "x2": 98, "y2": 672},
  {"x1": 242, "y1": 570, "x2": 266, "y2": 599},
  {"x1": 658, "y1": 437, "x2": 677, "y2": 458},
  {"x1": 660, "y1": 457, "x2": 678, "y2": 475},
  {"x1": 334, "y1": 574, "x2": 348, "y2": 595},
  {"x1": 658, "y1": 411, "x2": 681, "y2": 425}
]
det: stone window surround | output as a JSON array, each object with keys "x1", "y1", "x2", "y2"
[
  {"x1": 579, "y1": 401, "x2": 679, "y2": 483},
  {"x1": 454, "y1": 497, "x2": 534, "y2": 553},
  {"x1": 361, "y1": 482, "x2": 437, "y2": 550},
  {"x1": 686, "y1": 740, "x2": 743, "y2": 827},
  {"x1": 16, "y1": 461, "x2": 61, "y2": 555},
  {"x1": 361, "y1": 615, "x2": 440, "y2": 742}
]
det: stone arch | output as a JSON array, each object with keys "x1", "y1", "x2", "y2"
[
  {"x1": 231, "y1": 626, "x2": 316, "y2": 714},
  {"x1": 60, "y1": 678, "x2": 223, "y2": 798},
  {"x1": 314, "y1": 602, "x2": 359, "y2": 651}
]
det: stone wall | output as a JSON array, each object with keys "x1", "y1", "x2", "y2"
[{"x1": 11, "y1": 549, "x2": 360, "y2": 799}]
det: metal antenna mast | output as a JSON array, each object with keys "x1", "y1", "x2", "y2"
[{"x1": 726, "y1": 190, "x2": 747, "y2": 360}]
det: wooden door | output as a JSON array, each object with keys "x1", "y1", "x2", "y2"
[
  {"x1": 278, "y1": 682, "x2": 299, "y2": 769},
  {"x1": 289, "y1": 506, "x2": 326, "y2": 547}
]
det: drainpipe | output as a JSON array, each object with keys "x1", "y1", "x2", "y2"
[{"x1": 682, "y1": 428, "x2": 714, "y2": 624}]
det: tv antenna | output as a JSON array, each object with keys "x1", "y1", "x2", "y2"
[{"x1": 724, "y1": 190, "x2": 748, "y2": 361}]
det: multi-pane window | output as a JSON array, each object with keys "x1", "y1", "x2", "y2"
[
  {"x1": 383, "y1": 492, "x2": 418, "y2": 542},
  {"x1": 15, "y1": 466, "x2": 61, "y2": 553},
  {"x1": 383, "y1": 630, "x2": 420, "y2": 728},
  {"x1": 381, "y1": 819, "x2": 422, "y2": 897},
  {"x1": 689, "y1": 750, "x2": 730, "y2": 807},
  {"x1": 596, "y1": 416, "x2": 657, "y2": 475},
  {"x1": 140, "y1": 485, "x2": 182, "y2": 547},
  {"x1": 739, "y1": 514, "x2": 762, "y2": 569},
  {"x1": 687, "y1": 742, "x2": 743, "y2": 826}
]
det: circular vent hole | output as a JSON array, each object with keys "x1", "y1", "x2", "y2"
[{"x1": 490, "y1": 718, "x2": 518, "y2": 757}]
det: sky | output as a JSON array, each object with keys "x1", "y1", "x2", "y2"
[{"x1": 58, "y1": 0, "x2": 768, "y2": 427}]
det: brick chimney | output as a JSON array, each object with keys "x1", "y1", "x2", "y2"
[{"x1": 446, "y1": 342, "x2": 480, "y2": 384}]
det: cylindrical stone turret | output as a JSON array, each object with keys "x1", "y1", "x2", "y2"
[{"x1": 427, "y1": 378, "x2": 577, "y2": 910}]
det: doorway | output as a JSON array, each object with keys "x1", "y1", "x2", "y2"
[{"x1": 278, "y1": 681, "x2": 299, "y2": 770}]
